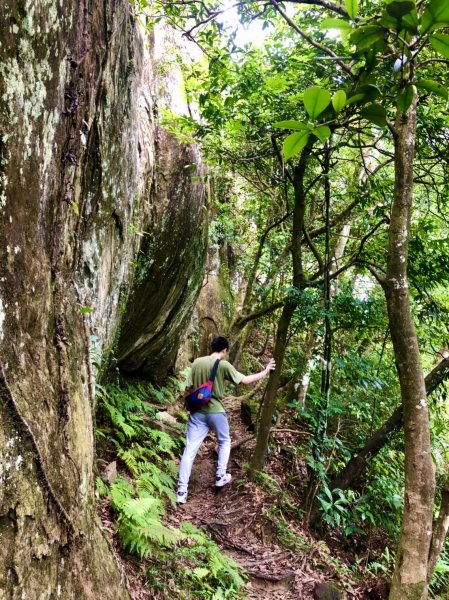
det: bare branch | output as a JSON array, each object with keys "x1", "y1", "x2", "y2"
[{"x1": 270, "y1": 0, "x2": 355, "y2": 78}]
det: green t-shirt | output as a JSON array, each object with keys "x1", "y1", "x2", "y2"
[{"x1": 186, "y1": 356, "x2": 245, "y2": 414}]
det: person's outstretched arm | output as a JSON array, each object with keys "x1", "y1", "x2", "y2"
[{"x1": 241, "y1": 359, "x2": 276, "y2": 385}]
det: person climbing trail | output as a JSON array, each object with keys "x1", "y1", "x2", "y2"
[{"x1": 176, "y1": 336, "x2": 275, "y2": 504}]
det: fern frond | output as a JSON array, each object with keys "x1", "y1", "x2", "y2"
[
  {"x1": 121, "y1": 496, "x2": 163, "y2": 525},
  {"x1": 110, "y1": 476, "x2": 134, "y2": 509}
]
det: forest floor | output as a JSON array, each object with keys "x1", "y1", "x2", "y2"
[
  {"x1": 99, "y1": 395, "x2": 388, "y2": 600},
  {"x1": 164, "y1": 399, "x2": 387, "y2": 600}
]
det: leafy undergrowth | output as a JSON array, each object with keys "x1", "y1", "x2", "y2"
[
  {"x1": 95, "y1": 379, "x2": 246, "y2": 599},
  {"x1": 94, "y1": 378, "x2": 448, "y2": 599}
]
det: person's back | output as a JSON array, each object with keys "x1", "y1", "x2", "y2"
[
  {"x1": 188, "y1": 355, "x2": 245, "y2": 414},
  {"x1": 176, "y1": 336, "x2": 275, "y2": 504}
]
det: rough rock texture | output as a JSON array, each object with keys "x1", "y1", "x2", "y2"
[
  {"x1": 0, "y1": 1, "x2": 206, "y2": 597},
  {"x1": 116, "y1": 129, "x2": 207, "y2": 381}
]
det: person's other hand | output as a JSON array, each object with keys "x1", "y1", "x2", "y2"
[{"x1": 265, "y1": 359, "x2": 276, "y2": 373}]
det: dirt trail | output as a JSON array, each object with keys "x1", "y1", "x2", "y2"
[{"x1": 167, "y1": 400, "x2": 321, "y2": 599}]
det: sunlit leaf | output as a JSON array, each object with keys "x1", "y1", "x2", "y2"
[
  {"x1": 429, "y1": 34, "x2": 449, "y2": 58},
  {"x1": 312, "y1": 125, "x2": 331, "y2": 144},
  {"x1": 344, "y1": 0, "x2": 358, "y2": 20},
  {"x1": 416, "y1": 78, "x2": 448, "y2": 99},
  {"x1": 332, "y1": 90, "x2": 347, "y2": 112},
  {"x1": 345, "y1": 93, "x2": 366, "y2": 106},
  {"x1": 273, "y1": 120, "x2": 308, "y2": 130},
  {"x1": 303, "y1": 87, "x2": 331, "y2": 119},
  {"x1": 350, "y1": 25, "x2": 386, "y2": 50},
  {"x1": 321, "y1": 18, "x2": 352, "y2": 31},
  {"x1": 421, "y1": 0, "x2": 449, "y2": 34},
  {"x1": 360, "y1": 104, "x2": 387, "y2": 127},
  {"x1": 397, "y1": 84, "x2": 415, "y2": 113},
  {"x1": 282, "y1": 131, "x2": 310, "y2": 161}
]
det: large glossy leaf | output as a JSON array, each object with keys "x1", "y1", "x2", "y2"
[
  {"x1": 429, "y1": 34, "x2": 449, "y2": 59},
  {"x1": 283, "y1": 131, "x2": 310, "y2": 161},
  {"x1": 303, "y1": 87, "x2": 331, "y2": 119},
  {"x1": 345, "y1": 93, "x2": 367, "y2": 106},
  {"x1": 357, "y1": 84, "x2": 381, "y2": 101},
  {"x1": 350, "y1": 25, "x2": 386, "y2": 50},
  {"x1": 360, "y1": 104, "x2": 387, "y2": 127},
  {"x1": 386, "y1": 1, "x2": 415, "y2": 19},
  {"x1": 421, "y1": 0, "x2": 449, "y2": 34},
  {"x1": 401, "y1": 9, "x2": 419, "y2": 32},
  {"x1": 312, "y1": 125, "x2": 331, "y2": 144},
  {"x1": 344, "y1": 0, "x2": 358, "y2": 20},
  {"x1": 397, "y1": 84, "x2": 415, "y2": 113},
  {"x1": 332, "y1": 90, "x2": 347, "y2": 112},
  {"x1": 416, "y1": 78, "x2": 448, "y2": 99},
  {"x1": 321, "y1": 18, "x2": 352, "y2": 31},
  {"x1": 273, "y1": 120, "x2": 308, "y2": 130}
]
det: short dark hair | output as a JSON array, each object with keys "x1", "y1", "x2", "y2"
[{"x1": 211, "y1": 336, "x2": 229, "y2": 353}]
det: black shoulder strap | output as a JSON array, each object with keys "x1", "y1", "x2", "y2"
[{"x1": 209, "y1": 359, "x2": 220, "y2": 382}]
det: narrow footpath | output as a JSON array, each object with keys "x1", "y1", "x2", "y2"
[{"x1": 166, "y1": 399, "x2": 353, "y2": 600}]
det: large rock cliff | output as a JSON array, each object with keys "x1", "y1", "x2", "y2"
[{"x1": 0, "y1": 1, "x2": 206, "y2": 597}]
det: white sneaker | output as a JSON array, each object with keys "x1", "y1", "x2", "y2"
[
  {"x1": 176, "y1": 490, "x2": 188, "y2": 504},
  {"x1": 215, "y1": 473, "x2": 232, "y2": 488}
]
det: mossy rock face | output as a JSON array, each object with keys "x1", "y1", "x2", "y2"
[
  {"x1": 116, "y1": 128, "x2": 207, "y2": 382},
  {"x1": 0, "y1": 0, "x2": 186, "y2": 595}
]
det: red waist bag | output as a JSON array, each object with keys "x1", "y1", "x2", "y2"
[{"x1": 185, "y1": 359, "x2": 220, "y2": 412}]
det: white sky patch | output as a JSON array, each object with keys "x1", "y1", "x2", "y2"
[
  {"x1": 353, "y1": 274, "x2": 376, "y2": 300},
  {"x1": 216, "y1": 0, "x2": 273, "y2": 47}
]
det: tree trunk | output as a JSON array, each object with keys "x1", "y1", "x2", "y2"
[
  {"x1": 249, "y1": 301, "x2": 296, "y2": 472},
  {"x1": 387, "y1": 97, "x2": 435, "y2": 600},
  {"x1": 0, "y1": 1, "x2": 206, "y2": 596},
  {"x1": 249, "y1": 146, "x2": 311, "y2": 473}
]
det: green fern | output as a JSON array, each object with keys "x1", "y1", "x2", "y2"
[
  {"x1": 136, "y1": 466, "x2": 176, "y2": 505},
  {"x1": 95, "y1": 476, "x2": 109, "y2": 499},
  {"x1": 117, "y1": 495, "x2": 183, "y2": 557},
  {"x1": 110, "y1": 476, "x2": 135, "y2": 509}
]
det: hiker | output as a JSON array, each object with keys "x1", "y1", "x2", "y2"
[{"x1": 176, "y1": 336, "x2": 276, "y2": 504}]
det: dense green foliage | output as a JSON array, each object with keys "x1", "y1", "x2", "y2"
[
  {"x1": 95, "y1": 380, "x2": 245, "y2": 598},
  {"x1": 109, "y1": 1, "x2": 449, "y2": 596}
]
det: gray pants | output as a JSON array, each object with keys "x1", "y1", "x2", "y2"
[{"x1": 177, "y1": 412, "x2": 231, "y2": 493}]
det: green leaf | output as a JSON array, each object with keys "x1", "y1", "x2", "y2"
[
  {"x1": 273, "y1": 120, "x2": 308, "y2": 131},
  {"x1": 332, "y1": 89, "x2": 347, "y2": 112},
  {"x1": 397, "y1": 84, "x2": 415, "y2": 112},
  {"x1": 360, "y1": 104, "x2": 387, "y2": 127},
  {"x1": 312, "y1": 125, "x2": 331, "y2": 144},
  {"x1": 344, "y1": 0, "x2": 358, "y2": 20},
  {"x1": 356, "y1": 84, "x2": 381, "y2": 101},
  {"x1": 282, "y1": 131, "x2": 310, "y2": 161},
  {"x1": 345, "y1": 93, "x2": 366, "y2": 106},
  {"x1": 321, "y1": 18, "x2": 352, "y2": 31},
  {"x1": 303, "y1": 87, "x2": 331, "y2": 119},
  {"x1": 401, "y1": 9, "x2": 419, "y2": 32},
  {"x1": 79, "y1": 306, "x2": 94, "y2": 314},
  {"x1": 421, "y1": 0, "x2": 449, "y2": 34},
  {"x1": 429, "y1": 34, "x2": 449, "y2": 59},
  {"x1": 349, "y1": 25, "x2": 386, "y2": 50},
  {"x1": 386, "y1": 1, "x2": 415, "y2": 19},
  {"x1": 416, "y1": 78, "x2": 448, "y2": 99}
]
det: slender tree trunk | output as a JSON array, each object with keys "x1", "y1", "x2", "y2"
[
  {"x1": 249, "y1": 146, "x2": 311, "y2": 474},
  {"x1": 387, "y1": 98, "x2": 435, "y2": 600},
  {"x1": 249, "y1": 302, "x2": 296, "y2": 472}
]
